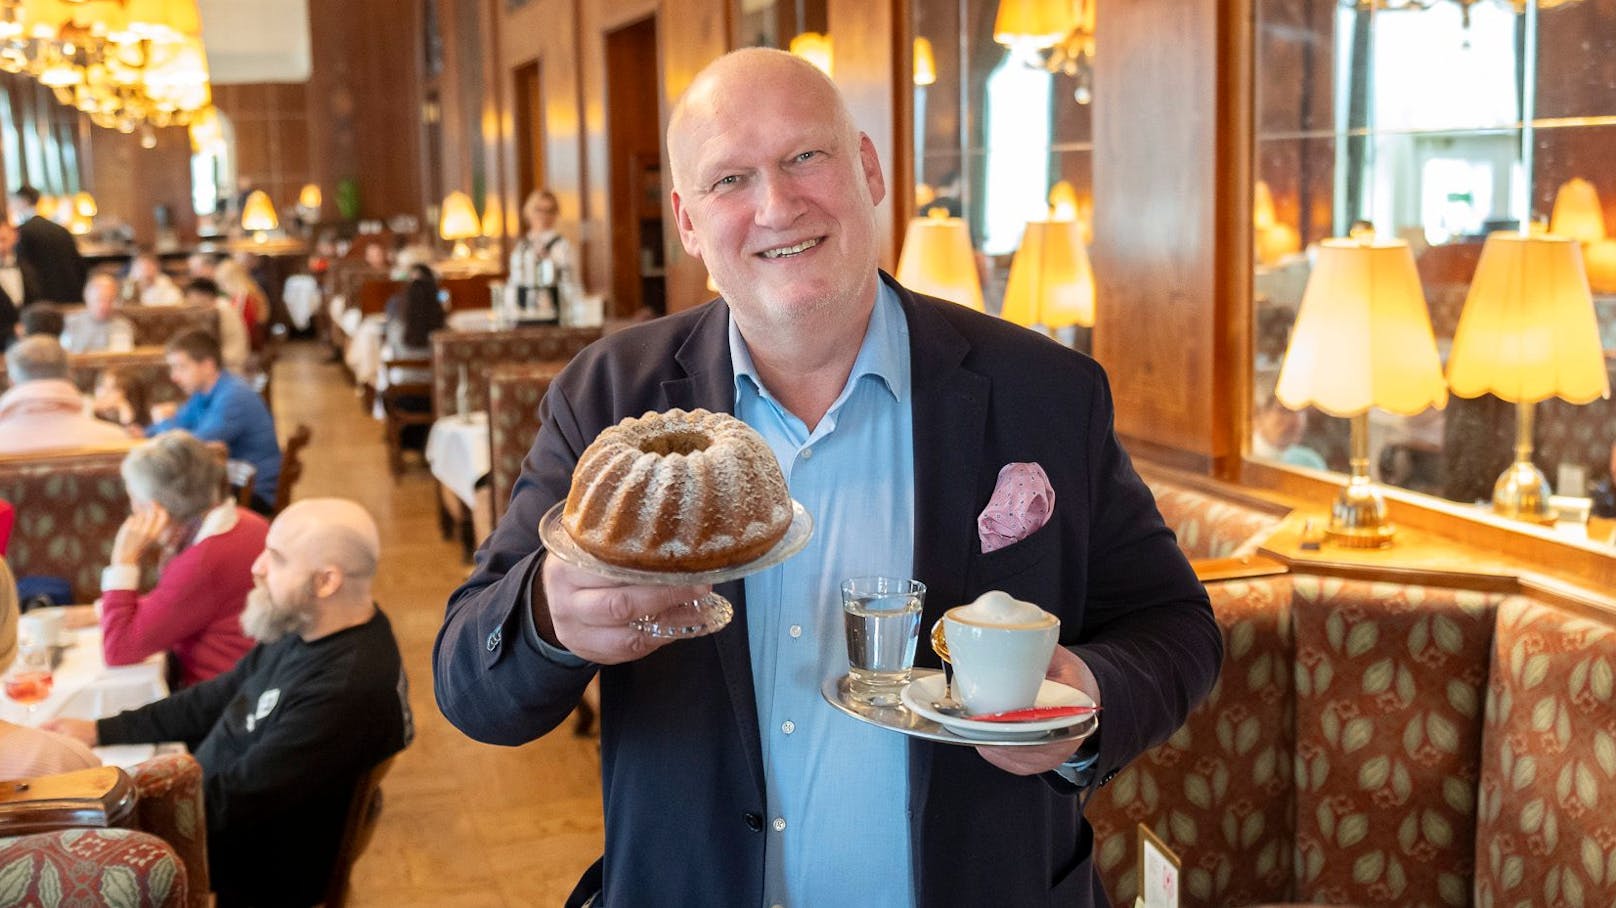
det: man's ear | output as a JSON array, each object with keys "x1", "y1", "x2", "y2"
[
  {"x1": 670, "y1": 189, "x2": 705, "y2": 260},
  {"x1": 312, "y1": 566, "x2": 344, "y2": 600}
]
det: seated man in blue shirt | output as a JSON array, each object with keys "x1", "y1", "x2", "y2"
[{"x1": 150, "y1": 329, "x2": 281, "y2": 512}]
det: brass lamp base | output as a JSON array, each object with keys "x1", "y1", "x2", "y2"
[
  {"x1": 1491, "y1": 459, "x2": 1555, "y2": 525},
  {"x1": 1327, "y1": 478, "x2": 1396, "y2": 548}
]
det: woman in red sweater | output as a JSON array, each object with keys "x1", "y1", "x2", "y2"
[{"x1": 97, "y1": 430, "x2": 267, "y2": 687}]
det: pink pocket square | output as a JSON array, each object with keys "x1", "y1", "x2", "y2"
[{"x1": 977, "y1": 462, "x2": 1055, "y2": 554}]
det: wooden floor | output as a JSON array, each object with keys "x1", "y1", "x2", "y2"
[{"x1": 272, "y1": 340, "x2": 603, "y2": 906}]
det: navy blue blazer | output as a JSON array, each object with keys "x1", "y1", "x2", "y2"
[{"x1": 434, "y1": 275, "x2": 1221, "y2": 906}]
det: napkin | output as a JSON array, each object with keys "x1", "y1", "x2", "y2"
[{"x1": 977, "y1": 462, "x2": 1055, "y2": 553}]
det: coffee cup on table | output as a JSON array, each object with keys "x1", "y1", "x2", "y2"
[
  {"x1": 18, "y1": 608, "x2": 66, "y2": 649},
  {"x1": 942, "y1": 591, "x2": 1060, "y2": 716}
]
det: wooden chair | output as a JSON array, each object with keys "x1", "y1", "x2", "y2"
[
  {"x1": 321, "y1": 756, "x2": 396, "y2": 908},
  {"x1": 378, "y1": 358, "x2": 435, "y2": 476},
  {"x1": 274, "y1": 423, "x2": 313, "y2": 515}
]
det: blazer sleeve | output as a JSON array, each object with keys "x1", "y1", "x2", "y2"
[
  {"x1": 1067, "y1": 370, "x2": 1223, "y2": 786},
  {"x1": 432, "y1": 378, "x2": 599, "y2": 745}
]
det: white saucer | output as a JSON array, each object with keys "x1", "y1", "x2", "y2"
[{"x1": 900, "y1": 674, "x2": 1097, "y2": 740}]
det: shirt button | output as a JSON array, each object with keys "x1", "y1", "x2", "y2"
[
  {"x1": 800, "y1": 447, "x2": 812, "y2": 460},
  {"x1": 781, "y1": 720, "x2": 795, "y2": 735},
  {"x1": 772, "y1": 817, "x2": 787, "y2": 832},
  {"x1": 788, "y1": 625, "x2": 802, "y2": 638}
]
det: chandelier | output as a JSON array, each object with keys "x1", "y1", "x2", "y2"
[
  {"x1": 993, "y1": 0, "x2": 1096, "y2": 104},
  {"x1": 0, "y1": 0, "x2": 214, "y2": 135}
]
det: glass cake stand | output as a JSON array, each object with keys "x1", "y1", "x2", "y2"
[{"x1": 537, "y1": 500, "x2": 813, "y2": 638}]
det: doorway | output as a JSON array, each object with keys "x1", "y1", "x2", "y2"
[
  {"x1": 605, "y1": 16, "x2": 664, "y2": 318},
  {"x1": 513, "y1": 60, "x2": 545, "y2": 206}
]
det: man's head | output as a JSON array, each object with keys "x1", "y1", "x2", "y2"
[
  {"x1": 120, "y1": 430, "x2": 222, "y2": 525},
  {"x1": 18, "y1": 303, "x2": 63, "y2": 339},
  {"x1": 83, "y1": 273, "x2": 118, "y2": 318},
  {"x1": 1255, "y1": 397, "x2": 1307, "y2": 450},
  {"x1": 523, "y1": 190, "x2": 559, "y2": 233},
  {"x1": 245, "y1": 499, "x2": 381, "y2": 643},
  {"x1": 130, "y1": 253, "x2": 162, "y2": 286},
  {"x1": 667, "y1": 48, "x2": 885, "y2": 335},
  {"x1": 164, "y1": 329, "x2": 223, "y2": 395},
  {"x1": 362, "y1": 242, "x2": 388, "y2": 271},
  {"x1": 9, "y1": 186, "x2": 40, "y2": 221},
  {"x1": 0, "y1": 219, "x2": 17, "y2": 256},
  {"x1": 185, "y1": 252, "x2": 216, "y2": 280},
  {"x1": 4, "y1": 335, "x2": 68, "y2": 385},
  {"x1": 183, "y1": 277, "x2": 223, "y2": 308}
]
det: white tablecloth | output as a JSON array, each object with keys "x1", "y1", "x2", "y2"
[
  {"x1": 426, "y1": 412, "x2": 490, "y2": 509},
  {"x1": 1, "y1": 625, "x2": 168, "y2": 727},
  {"x1": 447, "y1": 308, "x2": 498, "y2": 332}
]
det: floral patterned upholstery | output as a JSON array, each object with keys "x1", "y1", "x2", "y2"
[
  {"x1": 0, "y1": 828, "x2": 187, "y2": 907},
  {"x1": 488, "y1": 361, "x2": 567, "y2": 522},
  {"x1": 1087, "y1": 574, "x2": 1297, "y2": 906},
  {"x1": 1289, "y1": 576, "x2": 1503, "y2": 907},
  {"x1": 1475, "y1": 596, "x2": 1616, "y2": 908},
  {"x1": 431, "y1": 326, "x2": 600, "y2": 417},
  {"x1": 1145, "y1": 478, "x2": 1285, "y2": 559},
  {"x1": 65, "y1": 350, "x2": 176, "y2": 399},
  {"x1": 0, "y1": 448, "x2": 134, "y2": 601},
  {"x1": 128, "y1": 755, "x2": 208, "y2": 908}
]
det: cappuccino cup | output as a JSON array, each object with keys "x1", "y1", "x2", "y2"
[{"x1": 942, "y1": 591, "x2": 1060, "y2": 716}]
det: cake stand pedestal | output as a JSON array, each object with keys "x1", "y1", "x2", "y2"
[{"x1": 537, "y1": 501, "x2": 813, "y2": 639}]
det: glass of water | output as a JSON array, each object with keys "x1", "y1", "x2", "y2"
[{"x1": 841, "y1": 577, "x2": 926, "y2": 706}]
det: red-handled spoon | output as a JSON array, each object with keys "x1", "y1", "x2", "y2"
[{"x1": 968, "y1": 704, "x2": 1101, "y2": 723}]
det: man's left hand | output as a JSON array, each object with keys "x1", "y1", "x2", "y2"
[{"x1": 975, "y1": 645, "x2": 1100, "y2": 776}]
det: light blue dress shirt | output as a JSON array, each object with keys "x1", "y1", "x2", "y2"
[{"x1": 732, "y1": 282, "x2": 917, "y2": 908}]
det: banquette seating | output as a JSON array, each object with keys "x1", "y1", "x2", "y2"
[
  {"x1": 0, "y1": 444, "x2": 137, "y2": 602},
  {"x1": 487, "y1": 360, "x2": 568, "y2": 522},
  {"x1": 1086, "y1": 472, "x2": 1616, "y2": 907},
  {"x1": 430, "y1": 325, "x2": 601, "y2": 418}
]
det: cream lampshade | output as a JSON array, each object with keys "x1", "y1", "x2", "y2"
[
  {"x1": 1000, "y1": 219, "x2": 1094, "y2": 330},
  {"x1": 72, "y1": 191, "x2": 96, "y2": 218},
  {"x1": 438, "y1": 191, "x2": 480, "y2": 258},
  {"x1": 480, "y1": 193, "x2": 504, "y2": 239},
  {"x1": 913, "y1": 37, "x2": 937, "y2": 86},
  {"x1": 240, "y1": 190, "x2": 278, "y2": 238},
  {"x1": 1275, "y1": 237, "x2": 1448, "y2": 547},
  {"x1": 297, "y1": 183, "x2": 322, "y2": 213},
  {"x1": 1048, "y1": 180, "x2": 1079, "y2": 221},
  {"x1": 1548, "y1": 177, "x2": 1606, "y2": 244},
  {"x1": 1584, "y1": 238, "x2": 1616, "y2": 294},
  {"x1": 789, "y1": 32, "x2": 832, "y2": 76},
  {"x1": 895, "y1": 210, "x2": 984, "y2": 311},
  {"x1": 1445, "y1": 232, "x2": 1610, "y2": 522}
]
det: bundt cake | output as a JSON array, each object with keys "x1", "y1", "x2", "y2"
[{"x1": 561, "y1": 408, "x2": 792, "y2": 571}]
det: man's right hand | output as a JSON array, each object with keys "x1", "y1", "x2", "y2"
[
  {"x1": 41, "y1": 718, "x2": 98, "y2": 747},
  {"x1": 537, "y1": 555, "x2": 710, "y2": 665}
]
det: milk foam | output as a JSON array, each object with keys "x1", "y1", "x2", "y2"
[{"x1": 951, "y1": 590, "x2": 1056, "y2": 629}]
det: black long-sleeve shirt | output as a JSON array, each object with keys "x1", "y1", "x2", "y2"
[{"x1": 99, "y1": 608, "x2": 413, "y2": 907}]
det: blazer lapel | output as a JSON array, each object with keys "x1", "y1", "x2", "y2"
[{"x1": 663, "y1": 302, "x2": 768, "y2": 804}]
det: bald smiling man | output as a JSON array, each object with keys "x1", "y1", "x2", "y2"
[{"x1": 49, "y1": 499, "x2": 414, "y2": 908}]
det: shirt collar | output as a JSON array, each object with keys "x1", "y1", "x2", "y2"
[{"x1": 729, "y1": 279, "x2": 909, "y2": 408}]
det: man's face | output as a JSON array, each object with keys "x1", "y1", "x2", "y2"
[
  {"x1": 0, "y1": 221, "x2": 15, "y2": 255},
  {"x1": 132, "y1": 257, "x2": 158, "y2": 284},
  {"x1": 186, "y1": 254, "x2": 211, "y2": 278},
  {"x1": 244, "y1": 523, "x2": 321, "y2": 644},
  {"x1": 86, "y1": 278, "x2": 116, "y2": 319},
  {"x1": 670, "y1": 64, "x2": 885, "y2": 332},
  {"x1": 165, "y1": 351, "x2": 211, "y2": 395}
]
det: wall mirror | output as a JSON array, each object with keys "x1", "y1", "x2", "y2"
[
  {"x1": 910, "y1": 0, "x2": 1095, "y2": 327},
  {"x1": 1254, "y1": 0, "x2": 1616, "y2": 548}
]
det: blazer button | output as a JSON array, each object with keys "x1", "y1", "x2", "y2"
[
  {"x1": 743, "y1": 812, "x2": 763, "y2": 832},
  {"x1": 1099, "y1": 769, "x2": 1118, "y2": 787}
]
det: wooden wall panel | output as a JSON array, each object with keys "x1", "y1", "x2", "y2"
[
  {"x1": 657, "y1": 0, "x2": 730, "y2": 313},
  {"x1": 830, "y1": 0, "x2": 902, "y2": 271},
  {"x1": 1092, "y1": 0, "x2": 1246, "y2": 471},
  {"x1": 86, "y1": 126, "x2": 196, "y2": 247}
]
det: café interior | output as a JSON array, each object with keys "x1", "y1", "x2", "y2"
[{"x1": 2, "y1": 0, "x2": 1615, "y2": 905}]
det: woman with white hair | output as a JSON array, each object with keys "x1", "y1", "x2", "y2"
[
  {"x1": 0, "y1": 556, "x2": 100, "y2": 778},
  {"x1": 96, "y1": 430, "x2": 267, "y2": 687}
]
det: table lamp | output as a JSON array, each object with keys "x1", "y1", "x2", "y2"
[
  {"x1": 999, "y1": 219, "x2": 1093, "y2": 332},
  {"x1": 438, "y1": 191, "x2": 480, "y2": 259},
  {"x1": 240, "y1": 190, "x2": 278, "y2": 241},
  {"x1": 1547, "y1": 176, "x2": 1616, "y2": 293},
  {"x1": 1274, "y1": 237, "x2": 1448, "y2": 547},
  {"x1": 895, "y1": 209, "x2": 984, "y2": 311},
  {"x1": 1445, "y1": 232, "x2": 1610, "y2": 522}
]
